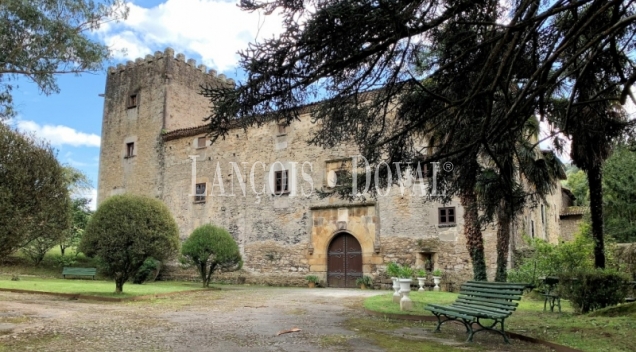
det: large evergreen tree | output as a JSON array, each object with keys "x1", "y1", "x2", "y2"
[{"x1": 203, "y1": 0, "x2": 636, "y2": 275}]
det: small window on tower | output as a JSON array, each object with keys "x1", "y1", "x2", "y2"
[
  {"x1": 127, "y1": 94, "x2": 138, "y2": 109},
  {"x1": 277, "y1": 123, "x2": 287, "y2": 136},
  {"x1": 197, "y1": 137, "x2": 206, "y2": 148},
  {"x1": 125, "y1": 142, "x2": 135, "y2": 158},
  {"x1": 194, "y1": 183, "x2": 206, "y2": 203}
]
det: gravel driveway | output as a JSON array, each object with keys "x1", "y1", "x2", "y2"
[{"x1": 0, "y1": 286, "x2": 550, "y2": 352}]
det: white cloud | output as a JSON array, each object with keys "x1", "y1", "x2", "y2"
[
  {"x1": 98, "y1": 0, "x2": 284, "y2": 72},
  {"x1": 15, "y1": 120, "x2": 101, "y2": 147},
  {"x1": 74, "y1": 189, "x2": 98, "y2": 211}
]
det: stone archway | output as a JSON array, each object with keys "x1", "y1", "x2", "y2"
[{"x1": 327, "y1": 232, "x2": 362, "y2": 288}]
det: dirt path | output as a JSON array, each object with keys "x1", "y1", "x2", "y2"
[{"x1": 0, "y1": 287, "x2": 551, "y2": 352}]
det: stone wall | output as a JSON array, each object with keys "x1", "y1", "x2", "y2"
[
  {"x1": 560, "y1": 215, "x2": 583, "y2": 242},
  {"x1": 98, "y1": 48, "x2": 562, "y2": 287},
  {"x1": 160, "y1": 112, "x2": 501, "y2": 285}
]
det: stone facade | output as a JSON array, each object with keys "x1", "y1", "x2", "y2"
[{"x1": 97, "y1": 49, "x2": 570, "y2": 288}]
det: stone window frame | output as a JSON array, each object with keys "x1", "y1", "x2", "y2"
[
  {"x1": 438, "y1": 207, "x2": 456, "y2": 227},
  {"x1": 194, "y1": 183, "x2": 206, "y2": 203},
  {"x1": 127, "y1": 93, "x2": 138, "y2": 109},
  {"x1": 277, "y1": 123, "x2": 288, "y2": 136},
  {"x1": 274, "y1": 170, "x2": 290, "y2": 195}
]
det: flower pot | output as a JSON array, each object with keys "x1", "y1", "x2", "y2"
[
  {"x1": 432, "y1": 276, "x2": 441, "y2": 291},
  {"x1": 398, "y1": 278, "x2": 413, "y2": 310},
  {"x1": 391, "y1": 277, "x2": 401, "y2": 303},
  {"x1": 308, "y1": 282, "x2": 316, "y2": 288},
  {"x1": 360, "y1": 284, "x2": 367, "y2": 290},
  {"x1": 417, "y1": 277, "x2": 426, "y2": 292}
]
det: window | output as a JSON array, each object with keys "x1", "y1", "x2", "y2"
[
  {"x1": 531, "y1": 220, "x2": 535, "y2": 238},
  {"x1": 274, "y1": 170, "x2": 289, "y2": 194},
  {"x1": 194, "y1": 183, "x2": 206, "y2": 202},
  {"x1": 277, "y1": 123, "x2": 287, "y2": 135},
  {"x1": 125, "y1": 142, "x2": 134, "y2": 158},
  {"x1": 127, "y1": 94, "x2": 138, "y2": 108},
  {"x1": 197, "y1": 137, "x2": 206, "y2": 148},
  {"x1": 330, "y1": 169, "x2": 348, "y2": 188},
  {"x1": 541, "y1": 204, "x2": 545, "y2": 225},
  {"x1": 438, "y1": 207, "x2": 456, "y2": 225}
]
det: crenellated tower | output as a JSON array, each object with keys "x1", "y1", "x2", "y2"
[{"x1": 97, "y1": 48, "x2": 231, "y2": 205}]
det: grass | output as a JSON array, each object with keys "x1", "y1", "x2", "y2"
[
  {"x1": 364, "y1": 292, "x2": 636, "y2": 352},
  {"x1": 0, "y1": 247, "x2": 101, "y2": 278},
  {"x1": 0, "y1": 276, "x2": 204, "y2": 298}
]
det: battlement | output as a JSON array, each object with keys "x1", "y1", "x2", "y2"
[{"x1": 106, "y1": 47, "x2": 234, "y2": 85}]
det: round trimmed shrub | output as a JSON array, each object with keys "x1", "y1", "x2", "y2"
[
  {"x1": 79, "y1": 194, "x2": 179, "y2": 293},
  {"x1": 180, "y1": 224, "x2": 242, "y2": 287}
]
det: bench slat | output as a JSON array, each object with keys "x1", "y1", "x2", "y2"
[
  {"x1": 465, "y1": 281, "x2": 528, "y2": 289},
  {"x1": 457, "y1": 295, "x2": 519, "y2": 307},
  {"x1": 461, "y1": 286, "x2": 525, "y2": 296},
  {"x1": 62, "y1": 267, "x2": 96, "y2": 278},
  {"x1": 458, "y1": 291, "x2": 521, "y2": 301},
  {"x1": 428, "y1": 303, "x2": 507, "y2": 319},
  {"x1": 424, "y1": 305, "x2": 476, "y2": 321},
  {"x1": 451, "y1": 302, "x2": 514, "y2": 315},
  {"x1": 455, "y1": 299, "x2": 517, "y2": 312}
]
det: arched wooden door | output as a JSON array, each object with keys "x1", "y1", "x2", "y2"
[{"x1": 327, "y1": 232, "x2": 362, "y2": 288}]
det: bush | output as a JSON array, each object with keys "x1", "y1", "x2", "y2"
[
  {"x1": 79, "y1": 194, "x2": 180, "y2": 294},
  {"x1": 558, "y1": 268, "x2": 631, "y2": 313},
  {"x1": 0, "y1": 124, "x2": 70, "y2": 259},
  {"x1": 306, "y1": 275, "x2": 319, "y2": 283},
  {"x1": 180, "y1": 224, "x2": 242, "y2": 288},
  {"x1": 507, "y1": 229, "x2": 594, "y2": 288},
  {"x1": 133, "y1": 257, "x2": 161, "y2": 284}
]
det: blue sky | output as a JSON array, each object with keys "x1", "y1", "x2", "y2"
[{"x1": 9, "y1": 0, "x2": 284, "y2": 209}]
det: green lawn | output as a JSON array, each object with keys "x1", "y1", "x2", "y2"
[
  {"x1": 0, "y1": 276, "x2": 204, "y2": 298},
  {"x1": 364, "y1": 292, "x2": 636, "y2": 352}
]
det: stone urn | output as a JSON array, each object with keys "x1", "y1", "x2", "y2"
[
  {"x1": 398, "y1": 278, "x2": 413, "y2": 310},
  {"x1": 417, "y1": 277, "x2": 426, "y2": 292},
  {"x1": 432, "y1": 276, "x2": 441, "y2": 291},
  {"x1": 391, "y1": 277, "x2": 401, "y2": 303}
]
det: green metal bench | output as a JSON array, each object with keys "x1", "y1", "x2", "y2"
[
  {"x1": 424, "y1": 281, "x2": 526, "y2": 344},
  {"x1": 62, "y1": 267, "x2": 96, "y2": 279}
]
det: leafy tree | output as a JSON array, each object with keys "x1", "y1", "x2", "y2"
[
  {"x1": 203, "y1": 1, "x2": 635, "y2": 276},
  {"x1": 603, "y1": 144, "x2": 636, "y2": 242},
  {"x1": 548, "y1": 3, "x2": 634, "y2": 268},
  {"x1": 562, "y1": 167, "x2": 589, "y2": 206},
  {"x1": 180, "y1": 224, "x2": 243, "y2": 288},
  {"x1": 79, "y1": 194, "x2": 180, "y2": 293},
  {"x1": 0, "y1": 0, "x2": 128, "y2": 119},
  {"x1": 58, "y1": 166, "x2": 93, "y2": 256},
  {"x1": 0, "y1": 123, "x2": 70, "y2": 259},
  {"x1": 59, "y1": 197, "x2": 92, "y2": 256}
]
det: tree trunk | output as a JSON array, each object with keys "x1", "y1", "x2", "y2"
[
  {"x1": 460, "y1": 190, "x2": 487, "y2": 281},
  {"x1": 495, "y1": 202, "x2": 511, "y2": 282},
  {"x1": 115, "y1": 275, "x2": 125, "y2": 294},
  {"x1": 60, "y1": 245, "x2": 65, "y2": 256},
  {"x1": 199, "y1": 262, "x2": 209, "y2": 287},
  {"x1": 587, "y1": 163, "x2": 606, "y2": 269}
]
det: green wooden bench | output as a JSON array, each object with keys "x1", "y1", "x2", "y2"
[
  {"x1": 62, "y1": 267, "x2": 97, "y2": 280},
  {"x1": 424, "y1": 281, "x2": 526, "y2": 344}
]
